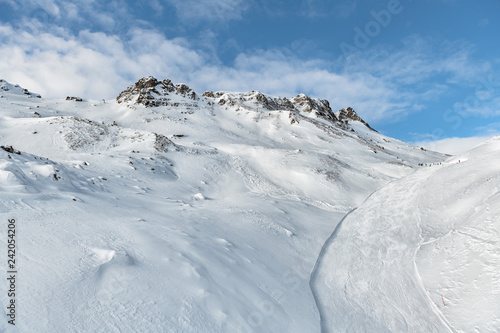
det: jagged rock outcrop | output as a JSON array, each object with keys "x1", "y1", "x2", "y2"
[
  {"x1": 206, "y1": 90, "x2": 295, "y2": 111},
  {"x1": 154, "y1": 133, "x2": 178, "y2": 153},
  {"x1": 1, "y1": 145, "x2": 21, "y2": 155},
  {"x1": 117, "y1": 76, "x2": 373, "y2": 130},
  {"x1": 204, "y1": 90, "x2": 338, "y2": 124},
  {"x1": 290, "y1": 94, "x2": 337, "y2": 122},
  {"x1": 337, "y1": 107, "x2": 375, "y2": 131},
  {"x1": 116, "y1": 76, "x2": 198, "y2": 107}
]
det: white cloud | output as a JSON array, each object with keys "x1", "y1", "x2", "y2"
[
  {"x1": 180, "y1": 49, "x2": 416, "y2": 123},
  {"x1": 0, "y1": 23, "x2": 412, "y2": 122},
  {"x1": 0, "y1": 20, "x2": 496, "y2": 130},
  {"x1": 415, "y1": 135, "x2": 498, "y2": 155},
  {"x1": 0, "y1": 25, "x2": 204, "y2": 99}
]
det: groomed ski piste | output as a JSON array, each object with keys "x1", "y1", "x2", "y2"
[{"x1": 0, "y1": 78, "x2": 498, "y2": 332}]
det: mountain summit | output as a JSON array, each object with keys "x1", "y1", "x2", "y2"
[
  {"x1": 337, "y1": 107, "x2": 376, "y2": 131},
  {"x1": 116, "y1": 76, "x2": 373, "y2": 130},
  {"x1": 116, "y1": 76, "x2": 198, "y2": 106}
]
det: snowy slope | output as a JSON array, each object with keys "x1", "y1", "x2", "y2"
[
  {"x1": 312, "y1": 138, "x2": 500, "y2": 332},
  {"x1": 0, "y1": 77, "x2": 449, "y2": 332},
  {"x1": 416, "y1": 138, "x2": 500, "y2": 332}
]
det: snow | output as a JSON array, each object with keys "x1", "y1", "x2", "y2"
[
  {"x1": 416, "y1": 138, "x2": 500, "y2": 332},
  {"x1": 0, "y1": 79, "x2": 497, "y2": 332},
  {"x1": 312, "y1": 138, "x2": 500, "y2": 332}
]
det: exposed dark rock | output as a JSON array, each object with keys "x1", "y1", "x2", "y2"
[
  {"x1": 202, "y1": 91, "x2": 215, "y2": 98},
  {"x1": 205, "y1": 90, "x2": 339, "y2": 124},
  {"x1": 117, "y1": 76, "x2": 198, "y2": 106},
  {"x1": 1, "y1": 145, "x2": 21, "y2": 154},
  {"x1": 116, "y1": 76, "x2": 377, "y2": 131},
  {"x1": 290, "y1": 94, "x2": 337, "y2": 122},
  {"x1": 337, "y1": 107, "x2": 376, "y2": 131},
  {"x1": 66, "y1": 96, "x2": 83, "y2": 102},
  {"x1": 154, "y1": 133, "x2": 178, "y2": 153}
]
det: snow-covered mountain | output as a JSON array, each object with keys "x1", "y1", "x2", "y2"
[{"x1": 0, "y1": 77, "x2": 497, "y2": 332}]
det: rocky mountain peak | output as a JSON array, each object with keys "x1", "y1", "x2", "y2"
[
  {"x1": 337, "y1": 107, "x2": 375, "y2": 131},
  {"x1": 289, "y1": 94, "x2": 337, "y2": 122},
  {"x1": 202, "y1": 90, "x2": 296, "y2": 112},
  {"x1": 116, "y1": 76, "x2": 373, "y2": 131},
  {"x1": 202, "y1": 90, "x2": 338, "y2": 124},
  {"x1": 116, "y1": 76, "x2": 198, "y2": 106}
]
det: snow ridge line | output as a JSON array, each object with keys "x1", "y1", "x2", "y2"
[
  {"x1": 309, "y1": 187, "x2": 381, "y2": 333},
  {"x1": 309, "y1": 167, "x2": 453, "y2": 333}
]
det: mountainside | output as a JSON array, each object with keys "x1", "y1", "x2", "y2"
[{"x1": 0, "y1": 77, "x2": 495, "y2": 332}]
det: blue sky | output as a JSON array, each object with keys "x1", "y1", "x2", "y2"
[{"x1": 1, "y1": 0, "x2": 500, "y2": 154}]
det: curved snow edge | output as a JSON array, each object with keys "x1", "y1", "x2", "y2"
[{"x1": 309, "y1": 187, "x2": 381, "y2": 332}]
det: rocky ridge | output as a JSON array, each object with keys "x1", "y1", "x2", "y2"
[
  {"x1": 116, "y1": 76, "x2": 373, "y2": 130},
  {"x1": 337, "y1": 107, "x2": 376, "y2": 131},
  {"x1": 116, "y1": 76, "x2": 198, "y2": 107}
]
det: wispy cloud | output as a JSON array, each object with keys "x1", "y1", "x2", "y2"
[
  {"x1": 338, "y1": 36, "x2": 497, "y2": 120},
  {"x1": 0, "y1": 25, "x2": 203, "y2": 98},
  {"x1": 0, "y1": 23, "x2": 417, "y2": 121},
  {"x1": 473, "y1": 122, "x2": 500, "y2": 135},
  {"x1": 3, "y1": 0, "x2": 137, "y2": 35},
  {"x1": 453, "y1": 97, "x2": 500, "y2": 117},
  {"x1": 0, "y1": 9, "x2": 495, "y2": 128},
  {"x1": 280, "y1": 0, "x2": 359, "y2": 19},
  {"x1": 333, "y1": 0, "x2": 357, "y2": 18},
  {"x1": 479, "y1": 18, "x2": 489, "y2": 27},
  {"x1": 344, "y1": 36, "x2": 491, "y2": 86},
  {"x1": 165, "y1": 0, "x2": 249, "y2": 23}
]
